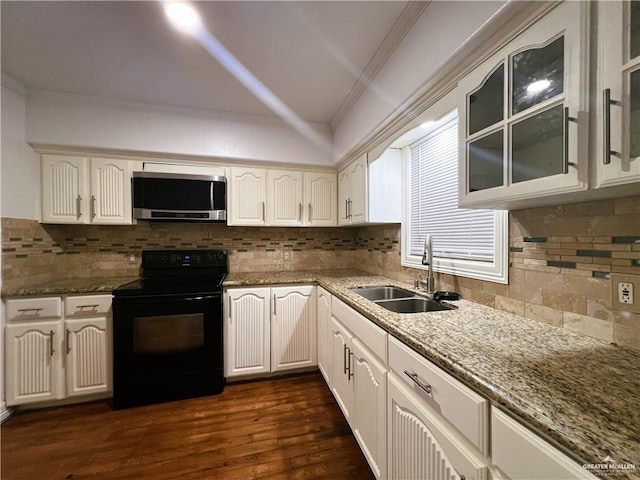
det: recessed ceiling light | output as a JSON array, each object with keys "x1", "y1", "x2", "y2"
[
  {"x1": 164, "y1": 1, "x2": 202, "y2": 35},
  {"x1": 420, "y1": 121, "x2": 434, "y2": 129},
  {"x1": 526, "y1": 79, "x2": 551, "y2": 94}
]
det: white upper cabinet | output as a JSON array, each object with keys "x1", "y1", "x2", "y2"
[
  {"x1": 304, "y1": 171, "x2": 337, "y2": 227},
  {"x1": 229, "y1": 167, "x2": 336, "y2": 227},
  {"x1": 338, "y1": 151, "x2": 401, "y2": 226},
  {"x1": 42, "y1": 155, "x2": 89, "y2": 224},
  {"x1": 89, "y1": 158, "x2": 132, "y2": 224},
  {"x1": 595, "y1": 0, "x2": 640, "y2": 188},
  {"x1": 228, "y1": 167, "x2": 268, "y2": 226},
  {"x1": 267, "y1": 169, "x2": 304, "y2": 226},
  {"x1": 458, "y1": 2, "x2": 589, "y2": 209},
  {"x1": 42, "y1": 155, "x2": 132, "y2": 224}
]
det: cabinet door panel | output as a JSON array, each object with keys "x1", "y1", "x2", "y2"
[
  {"x1": 225, "y1": 288, "x2": 271, "y2": 377},
  {"x1": 596, "y1": 1, "x2": 640, "y2": 187},
  {"x1": 228, "y1": 168, "x2": 267, "y2": 226},
  {"x1": 338, "y1": 169, "x2": 350, "y2": 225},
  {"x1": 330, "y1": 317, "x2": 353, "y2": 424},
  {"x1": 316, "y1": 286, "x2": 332, "y2": 385},
  {"x1": 388, "y1": 374, "x2": 487, "y2": 480},
  {"x1": 41, "y1": 155, "x2": 89, "y2": 224},
  {"x1": 349, "y1": 156, "x2": 368, "y2": 224},
  {"x1": 65, "y1": 317, "x2": 111, "y2": 397},
  {"x1": 267, "y1": 170, "x2": 303, "y2": 226},
  {"x1": 271, "y1": 286, "x2": 316, "y2": 372},
  {"x1": 90, "y1": 159, "x2": 132, "y2": 224},
  {"x1": 304, "y1": 172, "x2": 337, "y2": 226},
  {"x1": 352, "y1": 339, "x2": 387, "y2": 480},
  {"x1": 5, "y1": 322, "x2": 64, "y2": 406}
]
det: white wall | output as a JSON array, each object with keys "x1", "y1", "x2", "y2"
[
  {"x1": 1, "y1": 86, "x2": 40, "y2": 220},
  {"x1": 26, "y1": 91, "x2": 333, "y2": 167},
  {"x1": 332, "y1": 1, "x2": 506, "y2": 164}
]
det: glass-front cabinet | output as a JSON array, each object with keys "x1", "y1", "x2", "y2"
[
  {"x1": 595, "y1": 0, "x2": 640, "y2": 188},
  {"x1": 458, "y1": 2, "x2": 589, "y2": 209}
]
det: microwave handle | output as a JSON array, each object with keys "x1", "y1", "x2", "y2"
[{"x1": 210, "y1": 183, "x2": 214, "y2": 209}]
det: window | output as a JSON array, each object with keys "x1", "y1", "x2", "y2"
[{"x1": 401, "y1": 109, "x2": 508, "y2": 283}]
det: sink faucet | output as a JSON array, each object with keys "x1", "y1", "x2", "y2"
[{"x1": 418, "y1": 235, "x2": 434, "y2": 293}]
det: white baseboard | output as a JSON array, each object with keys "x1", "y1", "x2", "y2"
[{"x1": 1, "y1": 401, "x2": 14, "y2": 423}]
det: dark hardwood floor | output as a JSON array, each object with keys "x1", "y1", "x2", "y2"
[{"x1": 1, "y1": 372, "x2": 374, "y2": 480}]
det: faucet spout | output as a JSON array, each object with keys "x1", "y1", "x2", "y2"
[{"x1": 421, "y1": 235, "x2": 434, "y2": 293}]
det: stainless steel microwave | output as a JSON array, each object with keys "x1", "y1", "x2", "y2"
[{"x1": 132, "y1": 171, "x2": 226, "y2": 222}]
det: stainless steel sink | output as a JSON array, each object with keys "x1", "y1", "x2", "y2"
[
  {"x1": 349, "y1": 286, "x2": 415, "y2": 301},
  {"x1": 374, "y1": 297, "x2": 455, "y2": 313},
  {"x1": 350, "y1": 285, "x2": 457, "y2": 314}
]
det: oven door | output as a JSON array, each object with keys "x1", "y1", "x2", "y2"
[{"x1": 112, "y1": 292, "x2": 223, "y2": 408}]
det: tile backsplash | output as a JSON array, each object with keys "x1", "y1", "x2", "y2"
[{"x1": 2, "y1": 195, "x2": 639, "y2": 350}]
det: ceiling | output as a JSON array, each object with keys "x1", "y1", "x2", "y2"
[{"x1": 1, "y1": 1, "x2": 420, "y2": 129}]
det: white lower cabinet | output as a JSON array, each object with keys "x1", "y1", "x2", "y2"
[
  {"x1": 224, "y1": 285, "x2": 316, "y2": 379},
  {"x1": 330, "y1": 297, "x2": 388, "y2": 480},
  {"x1": 64, "y1": 317, "x2": 111, "y2": 397},
  {"x1": 4, "y1": 294, "x2": 112, "y2": 407},
  {"x1": 225, "y1": 287, "x2": 272, "y2": 377},
  {"x1": 491, "y1": 408, "x2": 598, "y2": 480},
  {"x1": 5, "y1": 321, "x2": 65, "y2": 405},
  {"x1": 271, "y1": 286, "x2": 317, "y2": 372},
  {"x1": 387, "y1": 374, "x2": 487, "y2": 480},
  {"x1": 316, "y1": 286, "x2": 332, "y2": 385}
]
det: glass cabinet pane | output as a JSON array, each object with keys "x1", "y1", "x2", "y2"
[
  {"x1": 469, "y1": 64, "x2": 504, "y2": 135},
  {"x1": 631, "y1": 0, "x2": 640, "y2": 59},
  {"x1": 468, "y1": 130, "x2": 504, "y2": 191},
  {"x1": 512, "y1": 36, "x2": 564, "y2": 115},
  {"x1": 631, "y1": 69, "x2": 639, "y2": 158},
  {"x1": 512, "y1": 104, "x2": 564, "y2": 183}
]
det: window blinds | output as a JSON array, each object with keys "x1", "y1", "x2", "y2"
[{"x1": 409, "y1": 115, "x2": 496, "y2": 262}]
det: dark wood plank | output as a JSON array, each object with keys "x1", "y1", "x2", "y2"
[{"x1": 1, "y1": 372, "x2": 375, "y2": 480}]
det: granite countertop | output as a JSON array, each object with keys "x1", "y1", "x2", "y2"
[
  {"x1": 1, "y1": 276, "x2": 139, "y2": 297},
  {"x1": 5, "y1": 270, "x2": 638, "y2": 475},
  {"x1": 226, "y1": 269, "x2": 640, "y2": 477}
]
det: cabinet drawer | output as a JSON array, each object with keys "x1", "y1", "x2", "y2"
[
  {"x1": 388, "y1": 336, "x2": 488, "y2": 455},
  {"x1": 492, "y1": 408, "x2": 597, "y2": 479},
  {"x1": 6, "y1": 297, "x2": 62, "y2": 321},
  {"x1": 65, "y1": 295, "x2": 112, "y2": 318},
  {"x1": 332, "y1": 296, "x2": 387, "y2": 362}
]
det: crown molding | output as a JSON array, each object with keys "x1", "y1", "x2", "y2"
[
  {"x1": 337, "y1": 1, "x2": 558, "y2": 169},
  {"x1": 330, "y1": 1, "x2": 430, "y2": 132}
]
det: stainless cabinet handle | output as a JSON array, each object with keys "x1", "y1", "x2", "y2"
[
  {"x1": 563, "y1": 107, "x2": 578, "y2": 174},
  {"x1": 299, "y1": 202, "x2": 302, "y2": 222},
  {"x1": 66, "y1": 328, "x2": 71, "y2": 354},
  {"x1": 91, "y1": 195, "x2": 96, "y2": 219},
  {"x1": 76, "y1": 304, "x2": 99, "y2": 310},
  {"x1": 228, "y1": 296, "x2": 232, "y2": 321},
  {"x1": 344, "y1": 199, "x2": 348, "y2": 220},
  {"x1": 262, "y1": 201, "x2": 266, "y2": 222},
  {"x1": 76, "y1": 195, "x2": 82, "y2": 219},
  {"x1": 348, "y1": 199, "x2": 353, "y2": 219},
  {"x1": 273, "y1": 294, "x2": 276, "y2": 316},
  {"x1": 603, "y1": 88, "x2": 621, "y2": 165},
  {"x1": 17, "y1": 307, "x2": 43, "y2": 313},
  {"x1": 343, "y1": 344, "x2": 348, "y2": 375},
  {"x1": 348, "y1": 349, "x2": 354, "y2": 381},
  {"x1": 404, "y1": 370, "x2": 432, "y2": 395},
  {"x1": 49, "y1": 330, "x2": 55, "y2": 357},
  {"x1": 308, "y1": 203, "x2": 312, "y2": 224}
]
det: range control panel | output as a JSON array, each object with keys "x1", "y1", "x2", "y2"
[{"x1": 142, "y1": 250, "x2": 228, "y2": 269}]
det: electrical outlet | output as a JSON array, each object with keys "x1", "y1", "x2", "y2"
[
  {"x1": 618, "y1": 282, "x2": 633, "y2": 304},
  {"x1": 129, "y1": 253, "x2": 137, "y2": 263},
  {"x1": 611, "y1": 274, "x2": 640, "y2": 313},
  {"x1": 283, "y1": 251, "x2": 291, "y2": 262}
]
